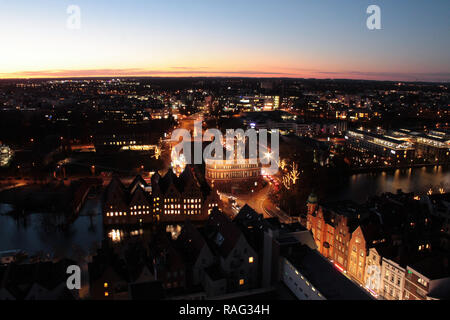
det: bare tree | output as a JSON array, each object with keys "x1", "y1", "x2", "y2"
[{"x1": 290, "y1": 162, "x2": 301, "y2": 185}]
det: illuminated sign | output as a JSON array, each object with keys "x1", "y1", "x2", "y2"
[{"x1": 334, "y1": 263, "x2": 344, "y2": 272}]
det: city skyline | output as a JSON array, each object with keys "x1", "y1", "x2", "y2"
[{"x1": 1, "y1": 0, "x2": 449, "y2": 82}]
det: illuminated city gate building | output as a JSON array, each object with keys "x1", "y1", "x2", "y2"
[{"x1": 205, "y1": 158, "x2": 261, "y2": 193}]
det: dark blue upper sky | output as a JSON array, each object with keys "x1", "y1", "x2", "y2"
[{"x1": 0, "y1": 0, "x2": 449, "y2": 81}]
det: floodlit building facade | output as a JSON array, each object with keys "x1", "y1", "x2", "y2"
[
  {"x1": 103, "y1": 167, "x2": 219, "y2": 225},
  {"x1": 345, "y1": 129, "x2": 415, "y2": 161}
]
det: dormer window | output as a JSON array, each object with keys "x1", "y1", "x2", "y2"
[{"x1": 215, "y1": 232, "x2": 225, "y2": 246}]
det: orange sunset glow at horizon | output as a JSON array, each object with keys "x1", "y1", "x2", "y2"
[{"x1": 1, "y1": 67, "x2": 449, "y2": 83}]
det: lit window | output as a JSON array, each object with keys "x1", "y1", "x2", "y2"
[
  {"x1": 104, "y1": 283, "x2": 108, "y2": 288},
  {"x1": 104, "y1": 292, "x2": 109, "y2": 297},
  {"x1": 239, "y1": 279, "x2": 245, "y2": 286},
  {"x1": 249, "y1": 257, "x2": 254, "y2": 264}
]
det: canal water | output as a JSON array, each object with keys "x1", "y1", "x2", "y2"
[
  {"x1": 0, "y1": 199, "x2": 104, "y2": 258},
  {"x1": 328, "y1": 166, "x2": 450, "y2": 203},
  {"x1": 1, "y1": 166, "x2": 449, "y2": 255}
]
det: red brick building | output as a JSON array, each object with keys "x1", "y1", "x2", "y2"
[
  {"x1": 306, "y1": 193, "x2": 375, "y2": 284},
  {"x1": 103, "y1": 167, "x2": 219, "y2": 225},
  {"x1": 306, "y1": 194, "x2": 357, "y2": 270}
]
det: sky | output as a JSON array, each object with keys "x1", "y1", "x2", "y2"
[{"x1": 0, "y1": 0, "x2": 449, "y2": 81}]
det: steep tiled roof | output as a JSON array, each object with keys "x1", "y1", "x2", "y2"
[
  {"x1": 149, "y1": 229, "x2": 185, "y2": 272},
  {"x1": 176, "y1": 220, "x2": 209, "y2": 263},
  {"x1": 129, "y1": 186, "x2": 151, "y2": 208},
  {"x1": 205, "y1": 208, "x2": 242, "y2": 258},
  {"x1": 0, "y1": 259, "x2": 77, "y2": 300},
  {"x1": 104, "y1": 175, "x2": 128, "y2": 210},
  {"x1": 128, "y1": 175, "x2": 148, "y2": 194},
  {"x1": 129, "y1": 281, "x2": 164, "y2": 300}
]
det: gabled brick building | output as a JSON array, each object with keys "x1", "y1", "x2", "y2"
[
  {"x1": 103, "y1": 166, "x2": 219, "y2": 225},
  {"x1": 306, "y1": 193, "x2": 362, "y2": 273}
]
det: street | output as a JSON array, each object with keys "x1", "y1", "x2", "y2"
[{"x1": 230, "y1": 181, "x2": 295, "y2": 224}]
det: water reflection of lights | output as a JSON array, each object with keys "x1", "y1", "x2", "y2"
[
  {"x1": 130, "y1": 229, "x2": 144, "y2": 237},
  {"x1": 166, "y1": 224, "x2": 182, "y2": 240},
  {"x1": 108, "y1": 229, "x2": 144, "y2": 242},
  {"x1": 0, "y1": 145, "x2": 14, "y2": 167},
  {"x1": 108, "y1": 229, "x2": 124, "y2": 243}
]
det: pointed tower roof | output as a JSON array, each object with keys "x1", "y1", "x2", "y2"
[
  {"x1": 176, "y1": 220, "x2": 209, "y2": 263},
  {"x1": 104, "y1": 176, "x2": 128, "y2": 211},
  {"x1": 129, "y1": 175, "x2": 148, "y2": 194},
  {"x1": 206, "y1": 208, "x2": 242, "y2": 258},
  {"x1": 159, "y1": 169, "x2": 178, "y2": 194},
  {"x1": 150, "y1": 171, "x2": 162, "y2": 195},
  {"x1": 307, "y1": 191, "x2": 318, "y2": 204},
  {"x1": 129, "y1": 186, "x2": 151, "y2": 208}
]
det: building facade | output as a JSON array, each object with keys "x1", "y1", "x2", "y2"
[
  {"x1": 348, "y1": 226, "x2": 367, "y2": 284},
  {"x1": 365, "y1": 247, "x2": 383, "y2": 297},
  {"x1": 205, "y1": 158, "x2": 261, "y2": 194},
  {"x1": 346, "y1": 129, "x2": 415, "y2": 161},
  {"x1": 306, "y1": 195, "x2": 357, "y2": 273},
  {"x1": 381, "y1": 257, "x2": 405, "y2": 300},
  {"x1": 103, "y1": 167, "x2": 219, "y2": 225}
]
